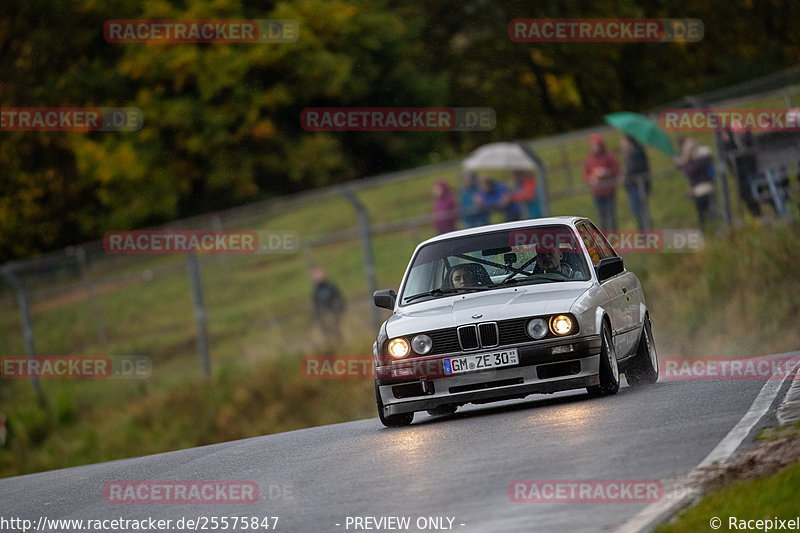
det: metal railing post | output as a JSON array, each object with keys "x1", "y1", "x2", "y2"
[
  {"x1": 186, "y1": 253, "x2": 211, "y2": 378},
  {"x1": 342, "y1": 188, "x2": 381, "y2": 329},
  {"x1": 1, "y1": 266, "x2": 47, "y2": 408}
]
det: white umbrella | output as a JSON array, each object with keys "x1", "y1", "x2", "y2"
[{"x1": 462, "y1": 142, "x2": 538, "y2": 170}]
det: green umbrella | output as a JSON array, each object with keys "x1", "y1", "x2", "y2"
[{"x1": 604, "y1": 112, "x2": 677, "y2": 156}]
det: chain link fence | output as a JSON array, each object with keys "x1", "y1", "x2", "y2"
[{"x1": 2, "y1": 72, "x2": 800, "y2": 407}]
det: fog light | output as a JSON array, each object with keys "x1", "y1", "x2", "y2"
[
  {"x1": 412, "y1": 334, "x2": 433, "y2": 355},
  {"x1": 527, "y1": 318, "x2": 548, "y2": 339}
]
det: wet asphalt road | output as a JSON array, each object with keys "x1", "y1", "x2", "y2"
[{"x1": 1, "y1": 373, "x2": 791, "y2": 533}]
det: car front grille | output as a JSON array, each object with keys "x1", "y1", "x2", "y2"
[
  {"x1": 497, "y1": 317, "x2": 531, "y2": 345},
  {"x1": 478, "y1": 322, "x2": 499, "y2": 347},
  {"x1": 428, "y1": 329, "x2": 460, "y2": 354},
  {"x1": 393, "y1": 316, "x2": 572, "y2": 357},
  {"x1": 457, "y1": 325, "x2": 479, "y2": 350}
]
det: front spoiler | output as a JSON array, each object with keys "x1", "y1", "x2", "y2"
[
  {"x1": 377, "y1": 336, "x2": 602, "y2": 416},
  {"x1": 382, "y1": 371, "x2": 599, "y2": 416}
]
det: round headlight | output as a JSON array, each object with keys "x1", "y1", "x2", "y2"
[
  {"x1": 550, "y1": 315, "x2": 573, "y2": 336},
  {"x1": 527, "y1": 318, "x2": 548, "y2": 339},
  {"x1": 412, "y1": 334, "x2": 433, "y2": 355},
  {"x1": 387, "y1": 337, "x2": 410, "y2": 359}
]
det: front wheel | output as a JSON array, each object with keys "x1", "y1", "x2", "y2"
[
  {"x1": 625, "y1": 316, "x2": 659, "y2": 386},
  {"x1": 375, "y1": 382, "x2": 413, "y2": 427},
  {"x1": 587, "y1": 321, "x2": 620, "y2": 397}
]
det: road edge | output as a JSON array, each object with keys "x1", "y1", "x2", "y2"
[{"x1": 614, "y1": 352, "x2": 800, "y2": 533}]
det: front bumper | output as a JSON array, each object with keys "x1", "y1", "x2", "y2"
[{"x1": 376, "y1": 335, "x2": 602, "y2": 416}]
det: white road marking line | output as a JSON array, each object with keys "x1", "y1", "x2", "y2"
[
  {"x1": 777, "y1": 372, "x2": 800, "y2": 426},
  {"x1": 614, "y1": 354, "x2": 800, "y2": 533}
]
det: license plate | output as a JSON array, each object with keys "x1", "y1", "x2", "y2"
[{"x1": 443, "y1": 349, "x2": 519, "y2": 375}]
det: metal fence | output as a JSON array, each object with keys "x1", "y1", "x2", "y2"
[{"x1": 2, "y1": 72, "x2": 800, "y2": 407}]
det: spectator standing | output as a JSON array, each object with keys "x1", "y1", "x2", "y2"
[
  {"x1": 477, "y1": 176, "x2": 519, "y2": 222},
  {"x1": 459, "y1": 171, "x2": 487, "y2": 228},
  {"x1": 583, "y1": 134, "x2": 620, "y2": 231},
  {"x1": 432, "y1": 180, "x2": 457, "y2": 234},
  {"x1": 311, "y1": 267, "x2": 346, "y2": 343},
  {"x1": 721, "y1": 126, "x2": 761, "y2": 217},
  {"x1": 675, "y1": 137, "x2": 716, "y2": 229},
  {"x1": 509, "y1": 169, "x2": 542, "y2": 219},
  {"x1": 620, "y1": 135, "x2": 653, "y2": 230}
]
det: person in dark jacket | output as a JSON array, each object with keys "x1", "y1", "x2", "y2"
[
  {"x1": 675, "y1": 137, "x2": 716, "y2": 229},
  {"x1": 311, "y1": 267, "x2": 345, "y2": 342},
  {"x1": 721, "y1": 126, "x2": 761, "y2": 217},
  {"x1": 621, "y1": 135, "x2": 653, "y2": 230}
]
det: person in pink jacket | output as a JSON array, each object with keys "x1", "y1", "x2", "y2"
[
  {"x1": 583, "y1": 134, "x2": 620, "y2": 231},
  {"x1": 432, "y1": 180, "x2": 458, "y2": 234}
]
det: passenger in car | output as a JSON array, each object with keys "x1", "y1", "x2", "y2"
[{"x1": 449, "y1": 264, "x2": 477, "y2": 289}]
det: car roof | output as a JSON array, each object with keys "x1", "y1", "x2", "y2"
[{"x1": 418, "y1": 216, "x2": 588, "y2": 246}]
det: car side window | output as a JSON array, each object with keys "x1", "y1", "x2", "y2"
[
  {"x1": 586, "y1": 223, "x2": 617, "y2": 259},
  {"x1": 577, "y1": 224, "x2": 601, "y2": 266}
]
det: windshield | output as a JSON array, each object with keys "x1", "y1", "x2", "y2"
[{"x1": 400, "y1": 224, "x2": 590, "y2": 305}]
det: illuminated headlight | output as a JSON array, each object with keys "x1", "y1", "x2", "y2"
[
  {"x1": 412, "y1": 334, "x2": 433, "y2": 355},
  {"x1": 550, "y1": 315, "x2": 573, "y2": 336},
  {"x1": 526, "y1": 318, "x2": 548, "y2": 339},
  {"x1": 387, "y1": 338, "x2": 410, "y2": 359}
]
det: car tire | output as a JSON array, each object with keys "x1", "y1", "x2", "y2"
[
  {"x1": 625, "y1": 315, "x2": 659, "y2": 386},
  {"x1": 375, "y1": 382, "x2": 414, "y2": 427},
  {"x1": 587, "y1": 321, "x2": 620, "y2": 397},
  {"x1": 427, "y1": 405, "x2": 458, "y2": 417}
]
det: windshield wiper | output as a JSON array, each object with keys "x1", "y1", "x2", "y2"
[{"x1": 404, "y1": 286, "x2": 490, "y2": 303}]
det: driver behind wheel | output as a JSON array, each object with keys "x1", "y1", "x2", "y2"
[{"x1": 532, "y1": 247, "x2": 575, "y2": 278}]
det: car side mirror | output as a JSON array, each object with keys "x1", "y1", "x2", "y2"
[
  {"x1": 373, "y1": 289, "x2": 397, "y2": 310},
  {"x1": 595, "y1": 256, "x2": 624, "y2": 281}
]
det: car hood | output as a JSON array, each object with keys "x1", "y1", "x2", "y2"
[{"x1": 387, "y1": 282, "x2": 593, "y2": 337}]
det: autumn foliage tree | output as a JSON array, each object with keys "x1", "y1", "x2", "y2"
[{"x1": 1, "y1": 0, "x2": 799, "y2": 261}]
